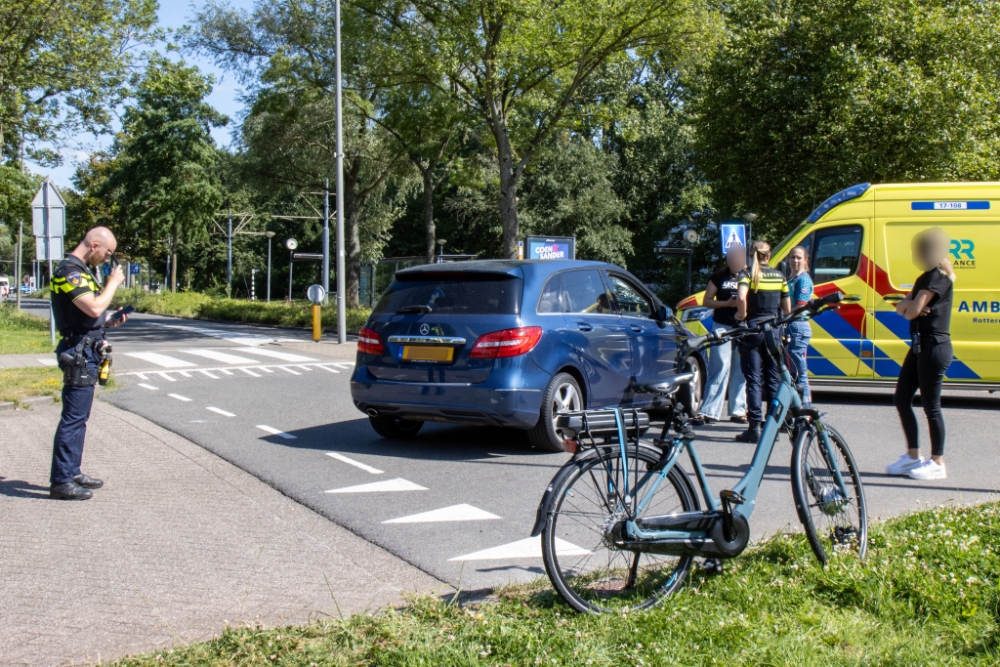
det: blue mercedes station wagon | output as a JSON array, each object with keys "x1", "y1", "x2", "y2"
[{"x1": 350, "y1": 260, "x2": 704, "y2": 452}]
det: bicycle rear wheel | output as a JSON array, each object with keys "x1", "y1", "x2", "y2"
[
  {"x1": 541, "y1": 445, "x2": 697, "y2": 613},
  {"x1": 791, "y1": 424, "x2": 867, "y2": 564}
]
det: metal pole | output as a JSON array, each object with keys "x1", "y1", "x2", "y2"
[
  {"x1": 322, "y1": 178, "x2": 330, "y2": 304},
  {"x1": 15, "y1": 220, "x2": 22, "y2": 309},
  {"x1": 44, "y1": 183, "x2": 55, "y2": 344},
  {"x1": 288, "y1": 251, "x2": 293, "y2": 301},
  {"x1": 335, "y1": 0, "x2": 346, "y2": 344},
  {"x1": 687, "y1": 251, "x2": 693, "y2": 296},
  {"x1": 251, "y1": 268, "x2": 256, "y2": 302},
  {"x1": 227, "y1": 209, "x2": 233, "y2": 298},
  {"x1": 266, "y1": 237, "x2": 272, "y2": 303}
]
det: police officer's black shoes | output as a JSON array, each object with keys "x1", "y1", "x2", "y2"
[
  {"x1": 50, "y1": 482, "x2": 93, "y2": 501},
  {"x1": 73, "y1": 474, "x2": 103, "y2": 489},
  {"x1": 735, "y1": 422, "x2": 761, "y2": 443}
]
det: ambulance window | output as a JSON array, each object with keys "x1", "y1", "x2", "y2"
[{"x1": 810, "y1": 225, "x2": 863, "y2": 283}]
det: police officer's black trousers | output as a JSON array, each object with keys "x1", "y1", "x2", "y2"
[
  {"x1": 739, "y1": 333, "x2": 781, "y2": 424},
  {"x1": 894, "y1": 340, "x2": 952, "y2": 457},
  {"x1": 50, "y1": 339, "x2": 98, "y2": 485}
]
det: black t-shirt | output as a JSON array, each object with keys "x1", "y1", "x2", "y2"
[
  {"x1": 910, "y1": 268, "x2": 953, "y2": 342},
  {"x1": 709, "y1": 268, "x2": 742, "y2": 326},
  {"x1": 51, "y1": 256, "x2": 103, "y2": 336}
]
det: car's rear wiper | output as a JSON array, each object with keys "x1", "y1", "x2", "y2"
[{"x1": 396, "y1": 305, "x2": 433, "y2": 314}]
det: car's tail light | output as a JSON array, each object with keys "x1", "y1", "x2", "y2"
[
  {"x1": 470, "y1": 326, "x2": 543, "y2": 359},
  {"x1": 358, "y1": 326, "x2": 384, "y2": 355}
]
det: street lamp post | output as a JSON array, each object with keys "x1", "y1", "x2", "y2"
[
  {"x1": 436, "y1": 238, "x2": 447, "y2": 263},
  {"x1": 743, "y1": 212, "x2": 757, "y2": 246},
  {"x1": 265, "y1": 231, "x2": 275, "y2": 302},
  {"x1": 286, "y1": 238, "x2": 298, "y2": 302}
]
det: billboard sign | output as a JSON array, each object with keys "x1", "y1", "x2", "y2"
[{"x1": 525, "y1": 235, "x2": 576, "y2": 261}]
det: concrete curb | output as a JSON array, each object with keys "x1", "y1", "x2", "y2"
[{"x1": 0, "y1": 395, "x2": 57, "y2": 412}]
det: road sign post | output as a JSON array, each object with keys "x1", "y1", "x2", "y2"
[{"x1": 32, "y1": 179, "x2": 65, "y2": 344}]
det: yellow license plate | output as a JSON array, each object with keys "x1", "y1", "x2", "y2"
[{"x1": 401, "y1": 345, "x2": 454, "y2": 362}]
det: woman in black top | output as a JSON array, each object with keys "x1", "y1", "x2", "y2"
[
  {"x1": 886, "y1": 227, "x2": 954, "y2": 481},
  {"x1": 692, "y1": 244, "x2": 748, "y2": 425}
]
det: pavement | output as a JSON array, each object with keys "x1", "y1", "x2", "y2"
[
  {"x1": 0, "y1": 400, "x2": 445, "y2": 667},
  {"x1": 5, "y1": 308, "x2": 1000, "y2": 663}
]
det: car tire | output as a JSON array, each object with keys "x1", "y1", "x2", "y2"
[
  {"x1": 368, "y1": 415, "x2": 424, "y2": 439},
  {"x1": 678, "y1": 356, "x2": 704, "y2": 418},
  {"x1": 527, "y1": 372, "x2": 583, "y2": 453}
]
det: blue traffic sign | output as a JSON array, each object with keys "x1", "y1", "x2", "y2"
[
  {"x1": 720, "y1": 223, "x2": 746, "y2": 256},
  {"x1": 130, "y1": 264, "x2": 141, "y2": 274}
]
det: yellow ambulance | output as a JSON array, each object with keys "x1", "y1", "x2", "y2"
[{"x1": 677, "y1": 182, "x2": 1000, "y2": 389}]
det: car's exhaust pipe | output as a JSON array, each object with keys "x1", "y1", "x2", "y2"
[{"x1": 366, "y1": 408, "x2": 379, "y2": 417}]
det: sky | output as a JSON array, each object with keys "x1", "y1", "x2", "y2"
[{"x1": 31, "y1": 1, "x2": 256, "y2": 189}]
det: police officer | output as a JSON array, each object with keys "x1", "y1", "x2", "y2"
[
  {"x1": 50, "y1": 227, "x2": 128, "y2": 500},
  {"x1": 733, "y1": 240, "x2": 791, "y2": 443}
]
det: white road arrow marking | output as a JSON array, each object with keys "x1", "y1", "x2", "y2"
[
  {"x1": 326, "y1": 452, "x2": 383, "y2": 474},
  {"x1": 325, "y1": 478, "x2": 426, "y2": 494},
  {"x1": 383, "y1": 504, "x2": 500, "y2": 524},
  {"x1": 449, "y1": 537, "x2": 588, "y2": 561}
]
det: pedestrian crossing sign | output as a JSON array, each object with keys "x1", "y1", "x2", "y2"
[{"x1": 720, "y1": 223, "x2": 746, "y2": 256}]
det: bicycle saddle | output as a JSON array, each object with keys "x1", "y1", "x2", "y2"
[{"x1": 638, "y1": 372, "x2": 694, "y2": 396}]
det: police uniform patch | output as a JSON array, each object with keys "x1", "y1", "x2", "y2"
[{"x1": 67, "y1": 273, "x2": 83, "y2": 287}]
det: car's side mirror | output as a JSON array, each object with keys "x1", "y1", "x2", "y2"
[{"x1": 655, "y1": 304, "x2": 673, "y2": 321}]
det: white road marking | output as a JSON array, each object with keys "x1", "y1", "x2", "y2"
[
  {"x1": 155, "y1": 372, "x2": 177, "y2": 382},
  {"x1": 167, "y1": 393, "x2": 192, "y2": 402},
  {"x1": 138, "y1": 383, "x2": 158, "y2": 391},
  {"x1": 383, "y1": 504, "x2": 501, "y2": 525},
  {"x1": 449, "y1": 537, "x2": 588, "y2": 562},
  {"x1": 237, "y1": 348, "x2": 318, "y2": 362},
  {"x1": 276, "y1": 366, "x2": 301, "y2": 375},
  {"x1": 333, "y1": 362, "x2": 356, "y2": 369},
  {"x1": 198, "y1": 369, "x2": 219, "y2": 379},
  {"x1": 207, "y1": 407, "x2": 235, "y2": 417},
  {"x1": 325, "y1": 452, "x2": 383, "y2": 475},
  {"x1": 179, "y1": 370, "x2": 193, "y2": 378},
  {"x1": 317, "y1": 365, "x2": 341, "y2": 373},
  {"x1": 135, "y1": 372, "x2": 149, "y2": 380},
  {"x1": 256, "y1": 424, "x2": 296, "y2": 439},
  {"x1": 220, "y1": 369, "x2": 234, "y2": 376},
  {"x1": 183, "y1": 349, "x2": 259, "y2": 364},
  {"x1": 295, "y1": 364, "x2": 313, "y2": 371},
  {"x1": 124, "y1": 352, "x2": 196, "y2": 368},
  {"x1": 240, "y1": 368, "x2": 261, "y2": 377},
  {"x1": 325, "y1": 478, "x2": 426, "y2": 494},
  {"x1": 259, "y1": 367, "x2": 274, "y2": 373},
  {"x1": 36, "y1": 358, "x2": 58, "y2": 367},
  {"x1": 152, "y1": 323, "x2": 277, "y2": 346}
]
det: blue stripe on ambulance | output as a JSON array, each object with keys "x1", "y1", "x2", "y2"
[
  {"x1": 812, "y1": 310, "x2": 860, "y2": 342},
  {"x1": 805, "y1": 345, "x2": 845, "y2": 377},
  {"x1": 945, "y1": 359, "x2": 980, "y2": 380},
  {"x1": 874, "y1": 311, "x2": 910, "y2": 339}
]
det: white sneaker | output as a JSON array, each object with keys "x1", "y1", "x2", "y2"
[
  {"x1": 886, "y1": 453, "x2": 925, "y2": 476},
  {"x1": 908, "y1": 459, "x2": 947, "y2": 480}
]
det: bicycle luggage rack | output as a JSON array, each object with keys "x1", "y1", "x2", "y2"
[{"x1": 555, "y1": 408, "x2": 648, "y2": 453}]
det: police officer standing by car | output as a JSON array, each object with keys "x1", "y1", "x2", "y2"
[{"x1": 49, "y1": 226, "x2": 129, "y2": 500}]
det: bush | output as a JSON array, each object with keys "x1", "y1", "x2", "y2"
[{"x1": 111, "y1": 289, "x2": 371, "y2": 333}]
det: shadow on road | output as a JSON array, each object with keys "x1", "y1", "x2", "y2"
[
  {"x1": 0, "y1": 477, "x2": 51, "y2": 499},
  {"x1": 813, "y1": 388, "x2": 1000, "y2": 412}
]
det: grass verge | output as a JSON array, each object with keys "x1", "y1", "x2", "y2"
[
  {"x1": 0, "y1": 367, "x2": 62, "y2": 403},
  {"x1": 110, "y1": 502, "x2": 1000, "y2": 666},
  {"x1": 111, "y1": 289, "x2": 371, "y2": 333},
  {"x1": 0, "y1": 303, "x2": 55, "y2": 355}
]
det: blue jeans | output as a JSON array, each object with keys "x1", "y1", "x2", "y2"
[
  {"x1": 698, "y1": 323, "x2": 747, "y2": 420},
  {"x1": 786, "y1": 320, "x2": 812, "y2": 406}
]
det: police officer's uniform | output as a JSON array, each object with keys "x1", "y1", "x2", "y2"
[
  {"x1": 50, "y1": 255, "x2": 107, "y2": 496},
  {"x1": 735, "y1": 266, "x2": 790, "y2": 439}
]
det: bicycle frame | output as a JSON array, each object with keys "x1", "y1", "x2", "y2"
[{"x1": 596, "y1": 332, "x2": 852, "y2": 544}]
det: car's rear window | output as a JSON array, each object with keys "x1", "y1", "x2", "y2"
[{"x1": 373, "y1": 275, "x2": 523, "y2": 315}]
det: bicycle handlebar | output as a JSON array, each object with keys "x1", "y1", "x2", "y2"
[{"x1": 681, "y1": 292, "x2": 859, "y2": 353}]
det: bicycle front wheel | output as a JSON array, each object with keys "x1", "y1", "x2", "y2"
[
  {"x1": 541, "y1": 445, "x2": 696, "y2": 613},
  {"x1": 792, "y1": 424, "x2": 868, "y2": 564}
]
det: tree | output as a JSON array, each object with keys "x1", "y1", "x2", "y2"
[
  {"x1": 0, "y1": 0, "x2": 158, "y2": 165},
  {"x1": 367, "y1": 0, "x2": 712, "y2": 257},
  {"x1": 695, "y1": 0, "x2": 1000, "y2": 239},
  {"x1": 98, "y1": 58, "x2": 227, "y2": 292}
]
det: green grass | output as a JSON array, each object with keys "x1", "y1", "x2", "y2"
[
  {"x1": 0, "y1": 303, "x2": 55, "y2": 354},
  {"x1": 111, "y1": 289, "x2": 371, "y2": 333},
  {"x1": 0, "y1": 367, "x2": 62, "y2": 403},
  {"x1": 110, "y1": 502, "x2": 1000, "y2": 666}
]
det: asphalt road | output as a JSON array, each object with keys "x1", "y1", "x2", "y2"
[{"x1": 82, "y1": 312, "x2": 1000, "y2": 593}]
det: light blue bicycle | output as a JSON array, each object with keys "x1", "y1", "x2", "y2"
[{"x1": 531, "y1": 293, "x2": 868, "y2": 613}]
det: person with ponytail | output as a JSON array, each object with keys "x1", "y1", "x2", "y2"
[
  {"x1": 786, "y1": 246, "x2": 814, "y2": 407},
  {"x1": 886, "y1": 227, "x2": 955, "y2": 481},
  {"x1": 733, "y1": 240, "x2": 791, "y2": 443}
]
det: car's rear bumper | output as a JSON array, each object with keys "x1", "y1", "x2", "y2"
[{"x1": 350, "y1": 364, "x2": 548, "y2": 429}]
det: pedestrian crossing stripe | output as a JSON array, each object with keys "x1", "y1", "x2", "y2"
[{"x1": 449, "y1": 537, "x2": 588, "y2": 561}]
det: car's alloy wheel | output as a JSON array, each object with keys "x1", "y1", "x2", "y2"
[
  {"x1": 528, "y1": 373, "x2": 583, "y2": 453},
  {"x1": 679, "y1": 357, "x2": 703, "y2": 417}
]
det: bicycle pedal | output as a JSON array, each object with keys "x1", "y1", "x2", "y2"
[{"x1": 720, "y1": 489, "x2": 746, "y2": 505}]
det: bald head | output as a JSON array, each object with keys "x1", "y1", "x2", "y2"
[{"x1": 72, "y1": 226, "x2": 118, "y2": 267}]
